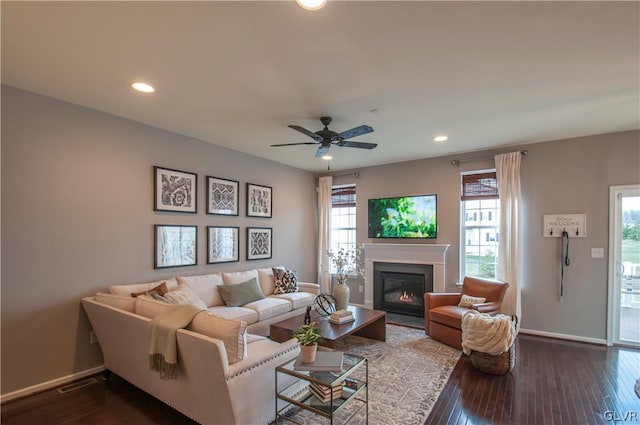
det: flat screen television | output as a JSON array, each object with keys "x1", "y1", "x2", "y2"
[{"x1": 368, "y1": 194, "x2": 437, "y2": 239}]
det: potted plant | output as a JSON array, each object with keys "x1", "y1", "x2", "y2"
[{"x1": 292, "y1": 322, "x2": 324, "y2": 363}]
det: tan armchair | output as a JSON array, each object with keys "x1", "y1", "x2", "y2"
[{"x1": 424, "y1": 276, "x2": 510, "y2": 349}]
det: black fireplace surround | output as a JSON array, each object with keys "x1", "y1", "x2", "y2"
[{"x1": 373, "y1": 262, "x2": 434, "y2": 317}]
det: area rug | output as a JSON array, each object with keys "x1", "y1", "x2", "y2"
[{"x1": 282, "y1": 324, "x2": 461, "y2": 425}]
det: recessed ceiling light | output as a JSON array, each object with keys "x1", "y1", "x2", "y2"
[
  {"x1": 434, "y1": 135, "x2": 448, "y2": 142},
  {"x1": 131, "y1": 81, "x2": 155, "y2": 93},
  {"x1": 296, "y1": 0, "x2": 327, "y2": 10},
  {"x1": 322, "y1": 154, "x2": 333, "y2": 160}
]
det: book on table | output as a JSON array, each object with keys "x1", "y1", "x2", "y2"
[
  {"x1": 293, "y1": 350, "x2": 344, "y2": 372},
  {"x1": 332, "y1": 309, "x2": 352, "y2": 318},
  {"x1": 329, "y1": 313, "x2": 354, "y2": 325},
  {"x1": 308, "y1": 382, "x2": 343, "y2": 402}
]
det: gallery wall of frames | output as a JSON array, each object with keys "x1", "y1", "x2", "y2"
[{"x1": 153, "y1": 166, "x2": 273, "y2": 269}]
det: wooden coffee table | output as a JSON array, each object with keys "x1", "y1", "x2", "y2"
[{"x1": 270, "y1": 305, "x2": 386, "y2": 348}]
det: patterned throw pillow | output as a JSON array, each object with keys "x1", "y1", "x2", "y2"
[
  {"x1": 273, "y1": 268, "x2": 298, "y2": 294},
  {"x1": 164, "y1": 284, "x2": 208, "y2": 310},
  {"x1": 458, "y1": 294, "x2": 486, "y2": 308}
]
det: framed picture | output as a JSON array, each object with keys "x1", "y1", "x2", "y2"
[
  {"x1": 247, "y1": 227, "x2": 272, "y2": 260},
  {"x1": 207, "y1": 176, "x2": 239, "y2": 216},
  {"x1": 246, "y1": 183, "x2": 272, "y2": 218},
  {"x1": 154, "y1": 225, "x2": 197, "y2": 269},
  {"x1": 207, "y1": 226, "x2": 239, "y2": 264},
  {"x1": 154, "y1": 166, "x2": 197, "y2": 213}
]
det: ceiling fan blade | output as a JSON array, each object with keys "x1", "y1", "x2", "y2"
[
  {"x1": 335, "y1": 125, "x2": 374, "y2": 140},
  {"x1": 315, "y1": 145, "x2": 330, "y2": 158},
  {"x1": 270, "y1": 142, "x2": 318, "y2": 147},
  {"x1": 336, "y1": 141, "x2": 378, "y2": 149},
  {"x1": 288, "y1": 125, "x2": 323, "y2": 142}
]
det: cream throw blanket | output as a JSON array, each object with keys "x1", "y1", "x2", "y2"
[
  {"x1": 149, "y1": 304, "x2": 203, "y2": 380},
  {"x1": 461, "y1": 310, "x2": 516, "y2": 356}
]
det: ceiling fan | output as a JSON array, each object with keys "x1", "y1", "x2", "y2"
[{"x1": 271, "y1": 117, "x2": 377, "y2": 158}]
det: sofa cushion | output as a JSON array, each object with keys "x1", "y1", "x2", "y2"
[
  {"x1": 257, "y1": 266, "x2": 285, "y2": 296},
  {"x1": 109, "y1": 277, "x2": 178, "y2": 296},
  {"x1": 429, "y1": 305, "x2": 470, "y2": 330},
  {"x1": 222, "y1": 269, "x2": 259, "y2": 285},
  {"x1": 243, "y1": 297, "x2": 291, "y2": 321},
  {"x1": 135, "y1": 294, "x2": 170, "y2": 318},
  {"x1": 188, "y1": 312, "x2": 247, "y2": 364},
  {"x1": 95, "y1": 292, "x2": 136, "y2": 312},
  {"x1": 164, "y1": 285, "x2": 208, "y2": 310},
  {"x1": 269, "y1": 292, "x2": 315, "y2": 310},
  {"x1": 218, "y1": 278, "x2": 265, "y2": 307},
  {"x1": 273, "y1": 269, "x2": 298, "y2": 294},
  {"x1": 177, "y1": 274, "x2": 224, "y2": 307},
  {"x1": 207, "y1": 306, "x2": 258, "y2": 324},
  {"x1": 458, "y1": 294, "x2": 486, "y2": 308}
]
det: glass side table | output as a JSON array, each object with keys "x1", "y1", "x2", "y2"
[{"x1": 275, "y1": 352, "x2": 368, "y2": 424}]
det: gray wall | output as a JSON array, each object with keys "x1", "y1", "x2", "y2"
[
  {"x1": 1, "y1": 86, "x2": 317, "y2": 394},
  {"x1": 329, "y1": 130, "x2": 639, "y2": 340}
]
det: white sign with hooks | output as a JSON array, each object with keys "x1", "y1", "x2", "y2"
[{"x1": 543, "y1": 214, "x2": 587, "y2": 238}]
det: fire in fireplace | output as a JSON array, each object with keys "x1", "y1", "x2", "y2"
[{"x1": 374, "y1": 262, "x2": 434, "y2": 317}]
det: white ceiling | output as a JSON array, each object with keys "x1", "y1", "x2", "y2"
[{"x1": 2, "y1": 1, "x2": 639, "y2": 172}]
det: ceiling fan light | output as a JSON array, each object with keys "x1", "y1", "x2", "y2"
[
  {"x1": 296, "y1": 0, "x2": 327, "y2": 10},
  {"x1": 131, "y1": 81, "x2": 155, "y2": 93},
  {"x1": 322, "y1": 154, "x2": 332, "y2": 160},
  {"x1": 434, "y1": 135, "x2": 448, "y2": 142}
]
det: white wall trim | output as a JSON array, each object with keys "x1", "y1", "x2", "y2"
[
  {"x1": 1, "y1": 365, "x2": 105, "y2": 404},
  {"x1": 519, "y1": 328, "x2": 606, "y2": 346}
]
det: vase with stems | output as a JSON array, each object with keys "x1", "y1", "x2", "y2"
[{"x1": 328, "y1": 246, "x2": 363, "y2": 311}]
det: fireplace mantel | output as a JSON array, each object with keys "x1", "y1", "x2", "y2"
[{"x1": 363, "y1": 243, "x2": 449, "y2": 309}]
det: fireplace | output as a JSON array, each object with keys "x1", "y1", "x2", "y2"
[
  {"x1": 374, "y1": 262, "x2": 434, "y2": 317},
  {"x1": 363, "y1": 243, "x2": 449, "y2": 310}
]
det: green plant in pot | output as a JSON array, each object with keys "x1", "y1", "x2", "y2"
[{"x1": 293, "y1": 322, "x2": 324, "y2": 363}]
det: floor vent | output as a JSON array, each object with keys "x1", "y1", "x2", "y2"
[{"x1": 57, "y1": 377, "x2": 98, "y2": 394}]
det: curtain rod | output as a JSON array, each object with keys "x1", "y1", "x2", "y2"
[{"x1": 451, "y1": 150, "x2": 528, "y2": 166}]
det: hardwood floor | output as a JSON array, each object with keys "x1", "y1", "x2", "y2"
[
  {"x1": 425, "y1": 334, "x2": 640, "y2": 425},
  {"x1": 2, "y1": 335, "x2": 638, "y2": 425}
]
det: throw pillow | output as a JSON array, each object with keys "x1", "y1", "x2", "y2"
[
  {"x1": 273, "y1": 268, "x2": 298, "y2": 294},
  {"x1": 135, "y1": 294, "x2": 170, "y2": 318},
  {"x1": 458, "y1": 294, "x2": 487, "y2": 308},
  {"x1": 217, "y1": 278, "x2": 265, "y2": 307},
  {"x1": 164, "y1": 285, "x2": 208, "y2": 310},
  {"x1": 188, "y1": 312, "x2": 247, "y2": 364},
  {"x1": 109, "y1": 277, "x2": 178, "y2": 296}
]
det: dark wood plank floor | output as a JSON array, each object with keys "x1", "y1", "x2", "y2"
[
  {"x1": 2, "y1": 335, "x2": 638, "y2": 425},
  {"x1": 425, "y1": 334, "x2": 640, "y2": 425}
]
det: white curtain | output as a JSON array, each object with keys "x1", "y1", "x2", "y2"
[
  {"x1": 317, "y1": 176, "x2": 333, "y2": 294},
  {"x1": 495, "y1": 152, "x2": 522, "y2": 325}
]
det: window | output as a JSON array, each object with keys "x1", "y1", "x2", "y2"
[
  {"x1": 460, "y1": 171, "x2": 500, "y2": 279},
  {"x1": 330, "y1": 184, "x2": 356, "y2": 273}
]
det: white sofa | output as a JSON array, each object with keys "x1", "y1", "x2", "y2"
[{"x1": 82, "y1": 266, "x2": 319, "y2": 425}]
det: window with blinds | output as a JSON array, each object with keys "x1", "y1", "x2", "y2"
[
  {"x1": 332, "y1": 185, "x2": 356, "y2": 208},
  {"x1": 460, "y1": 171, "x2": 499, "y2": 280},
  {"x1": 461, "y1": 172, "x2": 498, "y2": 201}
]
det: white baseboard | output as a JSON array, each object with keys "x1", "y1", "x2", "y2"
[
  {"x1": 519, "y1": 328, "x2": 607, "y2": 346},
  {"x1": 1, "y1": 365, "x2": 105, "y2": 404}
]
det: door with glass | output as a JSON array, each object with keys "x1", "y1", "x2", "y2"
[{"x1": 608, "y1": 185, "x2": 640, "y2": 347}]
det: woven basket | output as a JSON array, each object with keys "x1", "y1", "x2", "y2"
[
  {"x1": 468, "y1": 315, "x2": 518, "y2": 376},
  {"x1": 469, "y1": 343, "x2": 516, "y2": 375}
]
